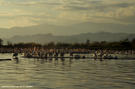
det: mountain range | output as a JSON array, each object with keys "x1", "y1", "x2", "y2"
[
  {"x1": 0, "y1": 22, "x2": 135, "y2": 38},
  {"x1": 0, "y1": 21, "x2": 134, "y2": 44},
  {"x1": 4, "y1": 32, "x2": 135, "y2": 44}
]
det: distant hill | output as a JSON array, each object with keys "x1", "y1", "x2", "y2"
[
  {"x1": 5, "y1": 32, "x2": 135, "y2": 44},
  {"x1": 0, "y1": 22, "x2": 135, "y2": 38}
]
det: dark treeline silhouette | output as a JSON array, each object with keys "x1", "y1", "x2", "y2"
[{"x1": 0, "y1": 38, "x2": 134, "y2": 50}]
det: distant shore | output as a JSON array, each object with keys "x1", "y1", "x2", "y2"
[{"x1": 0, "y1": 38, "x2": 134, "y2": 60}]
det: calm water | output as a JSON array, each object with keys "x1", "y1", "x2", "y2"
[{"x1": 0, "y1": 54, "x2": 135, "y2": 89}]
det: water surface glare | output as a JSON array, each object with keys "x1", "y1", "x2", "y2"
[{"x1": 0, "y1": 54, "x2": 135, "y2": 89}]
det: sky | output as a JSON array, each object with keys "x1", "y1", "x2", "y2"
[
  {"x1": 0, "y1": 0, "x2": 134, "y2": 28},
  {"x1": 0, "y1": 0, "x2": 135, "y2": 39}
]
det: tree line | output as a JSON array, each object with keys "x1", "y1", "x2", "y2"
[{"x1": 0, "y1": 38, "x2": 135, "y2": 50}]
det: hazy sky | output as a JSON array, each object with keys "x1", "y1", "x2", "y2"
[{"x1": 0, "y1": 0, "x2": 135, "y2": 28}]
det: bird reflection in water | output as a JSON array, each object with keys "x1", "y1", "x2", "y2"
[
  {"x1": 60, "y1": 58, "x2": 65, "y2": 65},
  {"x1": 40, "y1": 59, "x2": 45, "y2": 64},
  {"x1": 49, "y1": 58, "x2": 53, "y2": 62},
  {"x1": 54, "y1": 58, "x2": 59, "y2": 66},
  {"x1": 69, "y1": 58, "x2": 73, "y2": 67},
  {"x1": 13, "y1": 57, "x2": 19, "y2": 64}
]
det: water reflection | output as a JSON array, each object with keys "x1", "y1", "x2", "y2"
[
  {"x1": 60, "y1": 58, "x2": 65, "y2": 65},
  {"x1": 13, "y1": 57, "x2": 19, "y2": 64},
  {"x1": 31, "y1": 58, "x2": 73, "y2": 67},
  {"x1": 0, "y1": 54, "x2": 135, "y2": 89}
]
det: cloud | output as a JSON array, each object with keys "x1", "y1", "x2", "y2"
[
  {"x1": 1, "y1": 0, "x2": 62, "y2": 7},
  {"x1": 0, "y1": 0, "x2": 135, "y2": 28},
  {"x1": 8, "y1": 17, "x2": 38, "y2": 28},
  {"x1": 54, "y1": 0, "x2": 135, "y2": 25}
]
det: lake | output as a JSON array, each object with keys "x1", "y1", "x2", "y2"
[{"x1": 0, "y1": 54, "x2": 135, "y2": 89}]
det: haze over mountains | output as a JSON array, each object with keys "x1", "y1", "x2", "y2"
[
  {"x1": 0, "y1": 22, "x2": 134, "y2": 44},
  {"x1": 0, "y1": 22, "x2": 135, "y2": 38},
  {"x1": 5, "y1": 32, "x2": 135, "y2": 44}
]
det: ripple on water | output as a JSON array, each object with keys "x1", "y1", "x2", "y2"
[{"x1": 0, "y1": 54, "x2": 135, "y2": 89}]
